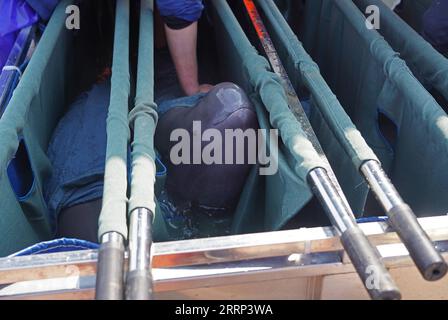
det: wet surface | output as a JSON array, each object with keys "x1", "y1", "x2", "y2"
[{"x1": 158, "y1": 190, "x2": 233, "y2": 240}]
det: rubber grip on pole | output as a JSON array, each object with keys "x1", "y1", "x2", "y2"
[
  {"x1": 126, "y1": 270, "x2": 153, "y2": 300},
  {"x1": 95, "y1": 240, "x2": 125, "y2": 300},
  {"x1": 341, "y1": 227, "x2": 401, "y2": 300},
  {"x1": 387, "y1": 204, "x2": 447, "y2": 281}
]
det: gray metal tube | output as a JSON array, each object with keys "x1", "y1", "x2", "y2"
[
  {"x1": 95, "y1": 232, "x2": 125, "y2": 300},
  {"x1": 360, "y1": 161, "x2": 402, "y2": 211},
  {"x1": 308, "y1": 168, "x2": 356, "y2": 234},
  {"x1": 125, "y1": 208, "x2": 154, "y2": 300},
  {"x1": 361, "y1": 160, "x2": 447, "y2": 281},
  {"x1": 309, "y1": 167, "x2": 401, "y2": 300}
]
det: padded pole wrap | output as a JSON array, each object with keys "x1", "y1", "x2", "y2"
[
  {"x1": 125, "y1": 0, "x2": 157, "y2": 300},
  {"x1": 98, "y1": 0, "x2": 131, "y2": 240},
  {"x1": 128, "y1": 0, "x2": 158, "y2": 216}
]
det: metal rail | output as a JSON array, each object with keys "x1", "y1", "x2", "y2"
[{"x1": 1, "y1": 216, "x2": 447, "y2": 300}]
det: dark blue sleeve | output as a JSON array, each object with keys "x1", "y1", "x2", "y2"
[
  {"x1": 156, "y1": 0, "x2": 204, "y2": 22},
  {"x1": 422, "y1": 0, "x2": 448, "y2": 54}
]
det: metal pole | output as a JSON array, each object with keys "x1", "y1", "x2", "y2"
[
  {"x1": 95, "y1": 232, "x2": 125, "y2": 300},
  {"x1": 125, "y1": 208, "x2": 154, "y2": 300},
  {"x1": 309, "y1": 168, "x2": 400, "y2": 300},
  {"x1": 361, "y1": 160, "x2": 448, "y2": 281},
  {"x1": 243, "y1": 0, "x2": 401, "y2": 300},
  {"x1": 123, "y1": 0, "x2": 156, "y2": 300},
  {"x1": 95, "y1": 0, "x2": 130, "y2": 301}
]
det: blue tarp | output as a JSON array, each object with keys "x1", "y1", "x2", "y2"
[
  {"x1": 0, "y1": 0, "x2": 60, "y2": 71},
  {"x1": 10, "y1": 238, "x2": 99, "y2": 257},
  {"x1": 0, "y1": 0, "x2": 38, "y2": 69}
]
